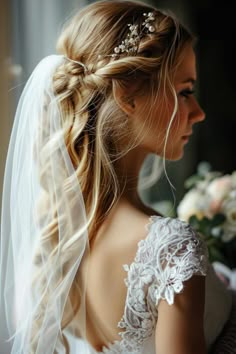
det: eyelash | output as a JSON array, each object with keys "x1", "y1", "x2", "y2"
[{"x1": 179, "y1": 89, "x2": 195, "y2": 98}]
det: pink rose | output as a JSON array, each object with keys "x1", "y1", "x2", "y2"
[{"x1": 207, "y1": 176, "x2": 232, "y2": 214}]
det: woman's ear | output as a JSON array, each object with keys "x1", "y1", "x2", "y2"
[{"x1": 112, "y1": 82, "x2": 136, "y2": 116}]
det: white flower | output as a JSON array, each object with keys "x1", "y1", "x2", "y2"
[
  {"x1": 177, "y1": 189, "x2": 206, "y2": 221},
  {"x1": 207, "y1": 175, "x2": 232, "y2": 202},
  {"x1": 177, "y1": 166, "x2": 236, "y2": 268},
  {"x1": 221, "y1": 197, "x2": 236, "y2": 242},
  {"x1": 232, "y1": 172, "x2": 236, "y2": 188}
]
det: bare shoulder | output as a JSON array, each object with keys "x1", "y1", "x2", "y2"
[
  {"x1": 102, "y1": 198, "x2": 161, "y2": 249},
  {"x1": 91, "y1": 197, "x2": 162, "y2": 275}
]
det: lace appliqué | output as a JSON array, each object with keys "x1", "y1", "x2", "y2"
[{"x1": 101, "y1": 216, "x2": 209, "y2": 353}]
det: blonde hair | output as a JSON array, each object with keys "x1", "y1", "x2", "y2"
[{"x1": 33, "y1": 0, "x2": 194, "y2": 351}]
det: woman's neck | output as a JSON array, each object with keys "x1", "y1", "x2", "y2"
[{"x1": 115, "y1": 146, "x2": 152, "y2": 212}]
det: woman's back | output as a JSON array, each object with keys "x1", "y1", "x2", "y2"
[{"x1": 86, "y1": 200, "x2": 156, "y2": 351}]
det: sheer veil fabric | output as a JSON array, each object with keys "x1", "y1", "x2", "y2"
[{"x1": 0, "y1": 55, "x2": 94, "y2": 353}]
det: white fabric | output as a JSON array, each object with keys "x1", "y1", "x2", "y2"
[
  {"x1": 213, "y1": 261, "x2": 236, "y2": 290},
  {"x1": 94, "y1": 216, "x2": 232, "y2": 354},
  {"x1": 0, "y1": 55, "x2": 90, "y2": 354}
]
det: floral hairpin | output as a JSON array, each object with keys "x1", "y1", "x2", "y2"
[{"x1": 112, "y1": 12, "x2": 156, "y2": 57}]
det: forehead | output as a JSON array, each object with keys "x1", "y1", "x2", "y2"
[{"x1": 174, "y1": 45, "x2": 197, "y2": 84}]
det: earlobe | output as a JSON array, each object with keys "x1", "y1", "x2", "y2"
[
  {"x1": 113, "y1": 84, "x2": 136, "y2": 116},
  {"x1": 129, "y1": 99, "x2": 135, "y2": 108}
]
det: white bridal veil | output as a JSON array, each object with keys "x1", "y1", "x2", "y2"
[{"x1": 0, "y1": 55, "x2": 95, "y2": 353}]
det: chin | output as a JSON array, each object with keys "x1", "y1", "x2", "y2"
[{"x1": 161, "y1": 149, "x2": 184, "y2": 161}]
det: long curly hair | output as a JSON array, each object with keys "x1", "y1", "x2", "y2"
[{"x1": 32, "y1": 0, "x2": 194, "y2": 352}]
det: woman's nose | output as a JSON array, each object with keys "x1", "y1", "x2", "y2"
[{"x1": 190, "y1": 100, "x2": 206, "y2": 123}]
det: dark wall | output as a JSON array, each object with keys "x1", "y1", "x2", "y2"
[{"x1": 195, "y1": 1, "x2": 236, "y2": 173}]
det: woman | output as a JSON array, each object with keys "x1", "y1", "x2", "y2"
[{"x1": 0, "y1": 1, "x2": 235, "y2": 353}]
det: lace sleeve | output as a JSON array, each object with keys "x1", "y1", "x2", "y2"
[
  {"x1": 114, "y1": 216, "x2": 209, "y2": 352},
  {"x1": 136, "y1": 216, "x2": 209, "y2": 306}
]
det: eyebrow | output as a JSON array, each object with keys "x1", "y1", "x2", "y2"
[{"x1": 181, "y1": 78, "x2": 196, "y2": 85}]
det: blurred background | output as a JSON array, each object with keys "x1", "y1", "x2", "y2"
[{"x1": 0, "y1": 0, "x2": 236, "y2": 211}]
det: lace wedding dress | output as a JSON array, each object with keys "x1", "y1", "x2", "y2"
[{"x1": 67, "y1": 216, "x2": 236, "y2": 354}]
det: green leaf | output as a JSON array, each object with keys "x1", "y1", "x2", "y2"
[
  {"x1": 199, "y1": 216, "x2": 210, "y2": 228},
  {"x1": 210, "y1": 213, "x2": 226, "y2": 227},
  {"x1": 197, "y1": 161, "x2": 212, "y2": 176},
  {"x1": 184, "y1": 175, "x2": 202, "y2": 189},
  {"x1": 208, "y1": 246, "x2": 225, "y2": 263},
  {"x1": 189, "y1": 215, "x2": 201, "y2": 230},
  {"x1": 206, "y1": 237, "x2": 221, "y2": 247},
  {"x1": 198, "y1": 216, "x2": 212, "y2": 236}
]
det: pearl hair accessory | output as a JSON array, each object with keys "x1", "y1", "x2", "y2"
[
  {"x1": 64, "y1": 12, "x2": 156, "y2": 66},
  {"x1": 112, "y1": 12, "x2": 156, "y2": 57}
]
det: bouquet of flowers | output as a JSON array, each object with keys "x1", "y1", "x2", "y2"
[{"x1": 177, "y1": 162, "x2": 236, "y2": 269}]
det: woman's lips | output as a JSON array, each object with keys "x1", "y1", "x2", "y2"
[{"x1": 181, "y1": 134, "x2": 192, "y2": 143}]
